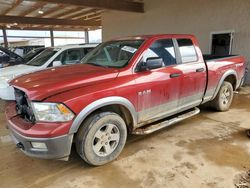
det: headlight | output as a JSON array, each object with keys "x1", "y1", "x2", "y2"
[{"x1": 31, "y1": 102, "x2": 75, "y2": 122}]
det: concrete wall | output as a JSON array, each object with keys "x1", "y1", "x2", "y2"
[{"x1": 102, "y1": 0, "x2": 250, "y2": 84}]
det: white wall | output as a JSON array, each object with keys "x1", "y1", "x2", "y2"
[
  {"x1": 102, "y1": 0, "x2": 250, "y2": 84},
  {"x1": 103, "y1": 0, "x2": 250, "y2": 58}
]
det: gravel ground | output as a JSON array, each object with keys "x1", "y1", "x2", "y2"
[{"x1": 0, "y1": 87, "x2": 250, "y2": 188}]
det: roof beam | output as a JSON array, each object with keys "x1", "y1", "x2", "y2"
[
  {"x1": 70, "y1": 9, "x2": 99, "y2": 20},
  {"x1": 1, "y1": 0, "x2": 23, "y2": 15},
  {"x1": 37, "y1": 4, "x2": 65, "y2": 18},
  {"x1": 59, "y1": 8, "x2": 91, "y2": 19},
  {"x1": 84, "y1": 14, "x2": 101, "y2": 21},
  {"x1": 0, "y1": 26, "x2": 91, "y2": 31},
  {"x1": 52, "y1": 7, "x2": 83, "y2": 19},
  {"x1": 25, "y1": 0, "x2": 144, "y2": 13},
  {"x1": 20, "y1": 2, "x2": 46, "y2": 16},
  {"x1": 0, "y1": 15, "x2": 101, "y2": 26}
]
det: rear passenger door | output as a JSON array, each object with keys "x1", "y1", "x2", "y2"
[{"x1": 174, "y1": 38, "x2": 206, "y2": 111}]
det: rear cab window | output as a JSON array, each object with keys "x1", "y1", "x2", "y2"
[{"x1": 176, "y1": 39, "x2": 198, "y2": 63}]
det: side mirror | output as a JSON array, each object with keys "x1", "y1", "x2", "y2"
[
  {"x1": 52, "y1": 60, "x2": 62, "y2": 67},
  {"x1": 146, "y1": 57, "x2": 164, "y2": 70},
  {"x1": 138, "y1": 57, "x2": 164, "y2": 72}
]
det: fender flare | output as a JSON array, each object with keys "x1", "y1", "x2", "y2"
[
  {"x1": 211, "y1": 69, "x2": 238, "y2": 100},
  {"x1": 69, "y1": 96, "x2": 138, "y2": 134}
]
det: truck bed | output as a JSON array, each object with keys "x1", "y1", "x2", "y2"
[{"x1": 203, "y1": 54, "x2": 239, "y2": 61}]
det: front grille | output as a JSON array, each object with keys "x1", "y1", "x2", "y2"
[{"x1": 14, "y1": 88, "x2": 36, "y2": 123}]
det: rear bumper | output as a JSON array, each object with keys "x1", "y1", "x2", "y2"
[{"x1": 8, "y1": 127, "x2": 73, "y2": 159}]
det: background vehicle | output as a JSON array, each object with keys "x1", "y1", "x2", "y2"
[
  {"x1": 5, "y1": 34, "x2": 246, "y2": 166},
  {"x1": 0, "y1": 43, "x2": 98, "y2": 100},
  {"x1": 0, "y1": 47, "x2": 44, "y2": 68},
  {"x1": 10, "y1": 45, "x2": 45, "y2": 57}
]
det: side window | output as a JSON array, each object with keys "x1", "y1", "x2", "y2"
[
  {"x1": 54, "y1": 51, "x2": 64, "y2": 62},
  {"x1": 83, "y1": 48, "x2": 94, "y2": 56},
  {"x1": 177, "y1": 39, "x2": 198, "y2": 63},
  {"x1": 62, "y1": 49, "x2": 81, "y2": 65},
  {"x1": 143, "y1": 39, "x2": 176, "y2": 66},
  {"x1": 48, "y1": 51, "x2": 64, "y2": 67}
]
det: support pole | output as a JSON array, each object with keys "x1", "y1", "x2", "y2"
[
  {"x1": 85, "y1": 29, "x2": 89, "y2": 43},
  {"x1": 50, "y1": 29, "x2": 54, "y2": 47},
  {"x1": 2, "y1": 28, "x2": 8, "y2": 48}
]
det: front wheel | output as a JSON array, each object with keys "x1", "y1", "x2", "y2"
[
  {"x1": 210, "y1": 81, "x2": 234, "y2": 111},
  {"x1": 76, "y1": 112, "x2": 127, "y2": 166}
]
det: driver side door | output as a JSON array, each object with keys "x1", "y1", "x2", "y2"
[{"x1": 134, "y1": 38, "x2": 182, "y2": 125}]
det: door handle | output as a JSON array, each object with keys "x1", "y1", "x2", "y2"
[
  {"x1": 196, "y1": 68, "x2": 205, "y2": 72},
  {"x1": 170, "y1": 73, "x2": 181, "y2": 78}
]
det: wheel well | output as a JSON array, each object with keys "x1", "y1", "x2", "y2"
[
  {"x1": 224, "y1": 75, "x2": 237, "y2": 90},
  {"x1": 87, "y1": 104, "x2": 134, "y2": 133}
]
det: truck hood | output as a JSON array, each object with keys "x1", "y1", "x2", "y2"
[
  {"x1": 0, "y1": 64, "x2": 40, "y2": 78},
  {"x1": 10, "y1": 64, "x2": 119, "y2": 100},
  {"x1": 0, "y1": 47, "x2": 23, "y2": 60}
]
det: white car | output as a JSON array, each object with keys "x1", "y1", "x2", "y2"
[{"x1": 0, "y1": 43, "x2": 98, "y2": 100}]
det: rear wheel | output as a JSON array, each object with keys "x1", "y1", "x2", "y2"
[
  {"x1": 76, "y1": 112, "x2": 127, "y2": 166},
  {"x1": 210, "y1": 81, "x2": 234, "y2": 111}
]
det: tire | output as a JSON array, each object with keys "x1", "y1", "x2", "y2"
[
  {"x1": 210, "y1": 81, "x2": 234, "y2": 111},
  {"x1": 76, "y1": 112, "x2": 127, "y2": 166}
]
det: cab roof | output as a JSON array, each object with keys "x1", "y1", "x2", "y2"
[
  {"x1": 112, "y1": 34, "x2": 195, "y2": 41},
  {"x1": 53, "y1": 43, "x2": 99, "y2": 50}
]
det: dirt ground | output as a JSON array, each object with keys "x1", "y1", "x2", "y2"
[{"x1": 0, "y1": 87, "x2": 250, "y2": 188}]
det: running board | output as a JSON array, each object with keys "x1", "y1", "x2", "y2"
[{"x1": 132, "y1": 107, "x2": 200, "y2": 135}]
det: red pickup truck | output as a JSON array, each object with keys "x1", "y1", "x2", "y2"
[{"x1": 6, "y1": 34, "x2": 246, "y2": 166}]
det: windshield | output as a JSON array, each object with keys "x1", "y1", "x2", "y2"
[
  {"x1": 23, "y1": 48, "x2": 43, "y2": 62},
  {"x1": 81, "y1": 40, "x2": 144, "y2": 68},
  {"x1": 27, "y1": 48, "x2": 58, "y2": 66}
]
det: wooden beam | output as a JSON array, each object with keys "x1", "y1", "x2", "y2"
[
  {"x1": 25, "y1": 0, "x2": 144, "y2": 13},
  {"x1": 0, "y1": 15, "x2": 101, "y2": 26},
  {"x1": 60, "y1": 8, "x2": 91, "y2": 19},
  {"x1": 1, "y1": 0, "x2": 23, "y2": 15},
  {"x1": 71, "y1": 9, "x2": 101, "y2": 20},
  {"x1": 20, "y1": 2, "x2": 46, "y2": 16},
  {"x1": 37, "y1": 4, "x2": 65, "y2": 18},
  {"x1": 85, "y1": 15, "x2": 101, "y2": 21},
  {"x1": 1, "y1": 26, "x2": 90, "y2": 31},
  {"x1": 53, "y1": 7, "x2": 83, "y2": 19},
  {"x1": 81, "y1": 13, "x2": 101, "y2": 21}
]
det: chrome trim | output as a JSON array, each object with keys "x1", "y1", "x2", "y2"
[
  {"x1": 133, "y1": 107, "x2": 200, "y2": 135},
  {"x1": 69, "y1": 96, "x2": 138, "y2": 134},
  {"x1": 137, "y1": 98, "x2": 201, "y2": 128}
]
